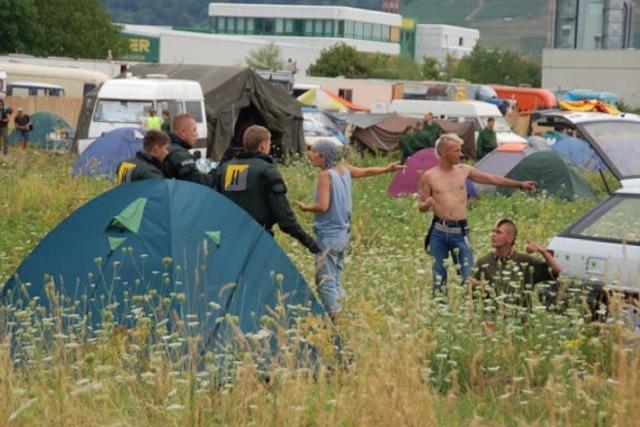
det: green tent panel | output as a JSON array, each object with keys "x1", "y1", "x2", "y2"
[
  {"x1": 9, "y1": 111, "x2": 73, "y2": 149},
  {"x1": 499, "y1": 151, "x2": 596, "y2": 200}
]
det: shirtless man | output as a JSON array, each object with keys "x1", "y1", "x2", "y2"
[{"x1": 418, "y1": 133, "x2": 536, "y2": 293}]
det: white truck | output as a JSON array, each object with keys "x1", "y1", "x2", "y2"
[{"x1": 79, "y1": 77, "x2": 207, "y2": 155}]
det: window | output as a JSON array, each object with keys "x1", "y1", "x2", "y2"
[
  {"x1": 314, "y1": 19, "x2": 323, "y2": 36},
  {"x1": 157, "y1": 100, "x2": 181, "y2": 118},
  {"x1": 227, "y1": 18, "x2": 236, "y2": 33},
  {"x1": 93, "y1": 100, "x2": 153, "y2": 123},
  {"x1": 276, "y1": 18, "x2": 284, "y2": 34},
  {"x1": 372, "y1": 23, "x2": 382, "y2": 41},
  {"x1": 363, "y1": 22, "x2": 372, "y2": 40},
  {"x1": 185, "y1": 101, "x2": 204, "y2": 123},
  {"x1": 337, "y1": 20, "x2": 345, "y2": 37},
  {"x1": 304, "y1": 19, "x2": 313, "y2": 36},
  {"x1": 345, "y1": 20, "x2": 355, "y2": 38},
  {"x1": 324, "y1": 20, "x2": 334, "y2": 36},
  {"x1": 459, "y1": 37, "x2": 464, "y2": 46},
  {"x1": 354, "y1": 21, "x2": 364, "y2": 39},
  {"x1": 581, "y1": 121, "x2": 640, "y2": 178},
  {"x1": 338, "y1": 88, "x2": 353, "y2": 101},
  {"x1": 246, "y1": 18, "x2": 254, "y2": 33},
  {"x1": 568, "y1": 195, "x2": 640, "y2": 245},
  {"x1": 216, "y1": 17, "x2": 226, "y2": 32},
  {"x1": 237, "y1": 18, "x2": 245, "y2": 33},
  {"x1": 284, "y1": 19, "x2": 294, "y2": 34},
  {"x1": 293, "y1": 19, "x2": 304, "y2": 35},
  {"x1": 255, "y1": 18, "x2": 276, "y2": 35}
]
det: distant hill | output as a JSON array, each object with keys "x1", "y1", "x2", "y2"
[{"x1": 104, "y1": 0, "x2": 640, "y2": 57}]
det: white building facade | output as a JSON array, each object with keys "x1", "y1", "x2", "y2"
[
  {"x1": 414, "y1": 24, "x2": 479, "y2": 64},
  {"x1": 208, "y1": 3, "x2": 402, "y2": 58}
]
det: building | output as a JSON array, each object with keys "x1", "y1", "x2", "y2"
[
  {"x1": 208, "y1": 3, "x2": 402, "y2": 57},
  {"x1": 414, "y1": 24, "x2": 479, "y2": 64},
  {"x1": 542, "y1": 48, "x2": 640, "y2": 107},
  {"x1": 551, "y1": 0, "x2": 634, "y2": 49}
]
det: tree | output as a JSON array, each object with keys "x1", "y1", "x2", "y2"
[
  {"x1": 367, "y1": 53, "x2": 423, "y2": 80},
  {"x1": 0, "y1": 0, "x2": 127, "y2": 58},
  {"x1": 245, "y1": 42, "x2": 284, "y2": 70},
  {"x1": 421, "y1": 56, "x2": 441, "y2": 80},
  {"x1": 307, "y1": 43, "x2": 369, "y2": 79},
  {"x1": 453, "y1": 46, "x2": 541, "y2": 87}
]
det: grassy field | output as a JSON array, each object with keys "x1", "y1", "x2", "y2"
[{"x1": 1, "y1": 149, "x2": 639, "y2": 426}]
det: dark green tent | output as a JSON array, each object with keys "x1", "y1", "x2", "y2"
[
  {"x1": 499, "y1": 151, "x2": 596, "y2": 200},
  {"x1": 9, "y1": 111, "x2": 73, "y2": 151}
]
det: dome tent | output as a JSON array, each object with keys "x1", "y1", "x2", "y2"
[
  {"x1": 9, "y1": 111, "x2": 73, "y2": 150},
  {"x1": 2, "y1": 180, "x2": 325, "y2": 359},
  {"x1": 499, "y1": 151, "x2": 596, "y2": 201},
  {"x1": 72, "y1": 127, "x2": 145, "y2": 177}
]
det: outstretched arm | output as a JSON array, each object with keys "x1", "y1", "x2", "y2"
[
  {"x1": 346, "y1": 162, "x2": 405, "y2": 179},
  {"x1": 469, "y1": 168, "x2": 536, "y2": 191},
  {"x1": 526, "y1": 241, "x2": 562, "y2": 275}
]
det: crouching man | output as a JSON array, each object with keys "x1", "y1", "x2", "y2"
[
  {"x1": 116, "y1": 130, "x2": 169, "y2": 183},
  {"x1": 474, "y1": 218, "x2": 561, "y2": 305}
]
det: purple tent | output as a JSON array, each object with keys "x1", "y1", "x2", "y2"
[
  {"x1": 388, "y1": 148, "x2": 478, "y2": 199},
  {"x1": 388, "y1": 148, "x2": 438, "y2": 197}
]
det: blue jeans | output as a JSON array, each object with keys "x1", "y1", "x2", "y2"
[
  {"x1": 315, "y1": 232, "x2": 349, "y2": 316},
  {"x1": 428, "y1": 227, "x2": 474, "y2": 294}
]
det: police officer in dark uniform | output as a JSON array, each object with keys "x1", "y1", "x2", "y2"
[
  {"x1": 163, "y1": 113, "x2": 215, "y2": 187},
  {"x1": 218, "y1": 125, "x2": 320, "y2": 254},
  {"x1": 116, "y1": 130, "x2": 169, "y2": 183}
]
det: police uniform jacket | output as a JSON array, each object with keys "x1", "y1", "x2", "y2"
[
  {"x1": 219, "y1": 151, "x2": 320, "y2": 254},
  {"x1": 163, "y1": 133, "x2": 215, "y2": 187},
  {"x1": 116, "y1": 151, "x2": 165, "y2": 183}
]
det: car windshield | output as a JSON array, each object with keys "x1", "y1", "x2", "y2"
[
  {"x1": 568, "y1": 195, "x2": 640, "y2": 245},
  {"x1": 479, "y1": 116, "x2": 512, "y2": 132},
  {"x1": 580, "y1": 121, "x2": 640, "y2": 179},
  {"x1": 93, "y1": 100, "x2": 153, "y2": 123}
]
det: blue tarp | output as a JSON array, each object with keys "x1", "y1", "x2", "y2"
[
  {"x1": 551, "y1": 135, "x2": 605, "y2": 172},
  {"x1": 2, "y1": 180, "x2": 325, "y2": 357},
  {"x1": 72, "y1": 127, "x2": 146, "y2": 177},
  {"x1": 561, "y1": 90, "x2": 619, "y2": 106}
]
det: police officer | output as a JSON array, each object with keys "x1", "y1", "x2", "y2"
[
  {"x1": 163, "y1": 113, "x2": 215, "y2": 187},
  {"x1": 116, "y1": 130, "x2": 169, "y2": 183},
  {"x1": 218, "y1": 125, "x2": 320, "y2": 254}
]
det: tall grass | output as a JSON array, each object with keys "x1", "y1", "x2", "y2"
[{"x1": 1, "y1": 150, "x2": 638, "y2": 426}]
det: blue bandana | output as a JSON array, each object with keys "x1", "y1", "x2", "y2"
[{"x1": 313, "y1": 139, "x2": 339, "y2": 169}]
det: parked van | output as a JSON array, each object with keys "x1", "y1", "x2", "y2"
[
  {"x1": 7, "y1": 81, "x2": 65, "y2": 97},
  {"x1": 491, "y1": 85, "x2": 557, "y2": 113},
  {"x1": 0, "y1": 62, "x2": 108, "y2": 97},
  {"x1": 0, "y1": 68, "x2": 6, "y2": 99},
  {"x1": 79, "y1": 78, "x2": 207, "y2": 155},
  {"x1": 388, "y1": 100, "x2": 527, "y2": 145}
]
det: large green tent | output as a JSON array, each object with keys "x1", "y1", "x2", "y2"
[
  {"x1": 499, "y1": 151, "x2": 596, "y2": 200},
  {"x1": 9, "y1": 111, "x2": 73, "y2": 151}
]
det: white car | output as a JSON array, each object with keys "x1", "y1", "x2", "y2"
[
  {"x1": 541, "y1": 111, "x2": 640, "y2": 295},
  {"x1": 303, "y1": 117, "x2": 343, "y2": 148}
]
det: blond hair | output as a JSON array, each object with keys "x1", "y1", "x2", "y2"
[{"x1": 243, "y1": 125, "x2": 271, "y2": 151}]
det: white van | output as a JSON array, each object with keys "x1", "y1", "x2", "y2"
[
  {"x1": 80, "y1": 78, "x2": 207, "y2": 154},
  {"x1": 388, "y1": 100, "x2": 527, "y2": 145}
]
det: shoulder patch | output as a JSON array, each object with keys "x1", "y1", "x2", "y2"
[
  {"x1": 116, "y1": 162, "x2": 136, "y2": 183},
  {"x1": 224, "y1": 164, "x2": 250, "y2": 191}
]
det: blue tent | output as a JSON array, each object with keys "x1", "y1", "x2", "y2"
[
  {"x1": 72, "y1": 127, "x2": 146, "y2": 177},
  {"x1": 551, "y1": 135, "x2": 605, "y2": 172},
  {"x1": 2, "y1": 180, "x2": 324, "y2": 357}
]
